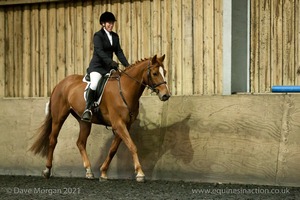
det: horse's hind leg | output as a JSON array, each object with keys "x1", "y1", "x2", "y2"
[
  {"x1": 43, "y1": 120, "x2": 66, "y2": 178},
  {"x1": 76, "y1": 120, "x2": 94, "y2": 179},
  {"x1": 100, "y1": 133, "x2": 122, "y2": 180},
  {"x1": 43, "y1": 101, "x2": 70, "y2": 179}
]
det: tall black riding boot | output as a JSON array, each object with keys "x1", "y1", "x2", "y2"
[{"x1": 81, "y1": 88, "x2": 96, "y2": 122}]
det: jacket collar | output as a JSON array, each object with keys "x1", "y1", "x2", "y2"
[{"x1": 100, "y1": 28, "x2": 114, "y2": 46}]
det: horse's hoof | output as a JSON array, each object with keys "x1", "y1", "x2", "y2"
[
  {"x1": 42, "y1": 169, "x2": 50, "y2": 179},
  {"x1": 99, "y1": 176, "x2": 108, "y2": 182},
  {"x1": 85, "y1": 172, "x2": 95, "y2": 180},
  {"x1": 136, "y1": 175, "x2": 145, "y2": 182}
]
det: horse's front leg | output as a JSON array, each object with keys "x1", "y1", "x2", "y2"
[
  {"x1": 77, "y1": 121, "x2": 94, "y2": 179},
  {"x1": 113, "y1": 122, "x2": 145, "y2": 182},
  {"x1": 100, "y1": 133, "x2": 122, "y2": 180}
]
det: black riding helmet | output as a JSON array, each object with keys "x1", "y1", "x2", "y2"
[{"x1": 100, "y1": 12, "x2": 117, "y2": 24}]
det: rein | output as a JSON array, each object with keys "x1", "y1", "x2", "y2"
[{"x1": 111, "y1": 60, "x2": 167, "y2": 119}]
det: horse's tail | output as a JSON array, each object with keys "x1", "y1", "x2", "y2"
[{"x1": 29, "y1": 101, "x2": 52, "y2": 157}]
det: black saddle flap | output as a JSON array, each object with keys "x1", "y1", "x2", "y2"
[{"x1": 95, "y1": 74, "x2": 109, "y2": 100}]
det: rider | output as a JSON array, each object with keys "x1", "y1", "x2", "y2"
[{"x1": 82, "y1": 11, "x2": 130, "y2": 122}]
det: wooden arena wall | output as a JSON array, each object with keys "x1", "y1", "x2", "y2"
[
  {"x1": 250, "y1": 0, "x2": 300, "y2": 93},
  {"x1": 0, "y1": 0, "x2": 223, "y2": 97},
  {"x1": 1, "y1": 95, "x2": 300, "y2": 187},
  {"x1": 1, "y1": 0, "x2": 300, "y2": 97}
]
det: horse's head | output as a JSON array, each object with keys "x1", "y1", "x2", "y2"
[{"x1": 145, "y1": 55, "x2": 171, "y2": 101}]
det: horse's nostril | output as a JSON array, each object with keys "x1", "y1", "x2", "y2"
[{"x1": 162, "y1": 94, "x2": 170, "y2": 101}]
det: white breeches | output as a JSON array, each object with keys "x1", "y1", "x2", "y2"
[{"x1": 89, "y1": 72, "x2": 102, "y2": 90}]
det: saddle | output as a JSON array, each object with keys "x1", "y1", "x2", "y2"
[{"x1": 83, "y1": 70, "x2": 115, "y2": 106}]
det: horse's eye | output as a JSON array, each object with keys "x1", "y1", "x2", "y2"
[{"x1": 153, "y1": 72, "x2": 158, "y2": 76}]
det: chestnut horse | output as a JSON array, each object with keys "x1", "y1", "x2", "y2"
[{"x1": 30, "y1": 55, "x2": 170, "y2": 182}]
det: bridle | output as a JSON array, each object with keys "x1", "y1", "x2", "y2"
[
  {"x1": 119, "y1": 60, "x2": 167, "y2": 94},
  {"x1": 146, "y1": 63, "x2": 167, "y2": 93},
  {"x1": 113, "y1": 60, "x2": 167, "y2": 119}
]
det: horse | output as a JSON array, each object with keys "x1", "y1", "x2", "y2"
[{"x1": 30, "y1": 55, "x2": 171, "y2": 182}]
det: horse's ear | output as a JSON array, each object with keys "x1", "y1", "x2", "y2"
[
  {"x1": 151, "y1": 55, "x2": 157, "y2": 64},
  {"x1": 158, "y1": 54, "x2": 165, "y2": 62}
]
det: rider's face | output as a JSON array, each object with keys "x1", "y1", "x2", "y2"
[{"x1": 103, "y1": 21, "x2": 114, "y2": 32}]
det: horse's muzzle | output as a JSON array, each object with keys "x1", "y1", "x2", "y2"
[{"x1": 161, "y1": 94, "x2": 171, "y2": 101}]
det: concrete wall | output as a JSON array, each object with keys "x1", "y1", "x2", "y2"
[{"x1": 1, "y1": 95, "x2": 300, "y2": 187}]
